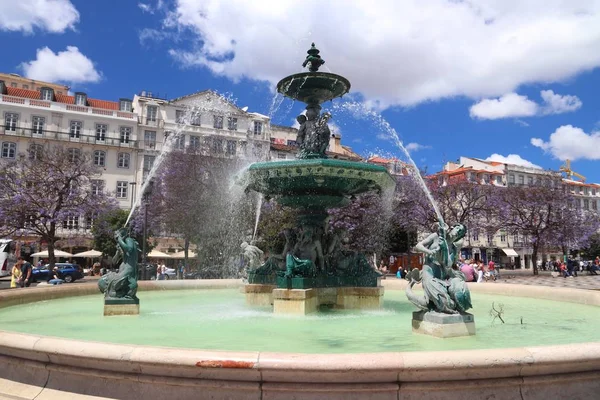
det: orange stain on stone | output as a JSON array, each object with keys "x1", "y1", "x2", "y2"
[{"x1": 196, "y1": 360, "x2": 255, "y2": 368}]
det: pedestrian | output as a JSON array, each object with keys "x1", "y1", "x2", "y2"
[
  {"x1": 487, "y1": 260, "x2": 497, "y2": 281},
  {"x1": 10, "y1": 262, "x2": 22, "y2": 288},
  {"x1": 18, "y1": 257, "x2": 32, "y2": 287},
  {"x1": 158, "y1": 260, "x2": 166, "y2": 280},
  {"x1": 48, "y1": 266, "x2": 65, "y2": 285},
  {"x1": 460, "y1": 261, "x2": 476, "y2": 282}
]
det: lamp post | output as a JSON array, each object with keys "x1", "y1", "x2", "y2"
[{"x1": 141, "y1": 179, "x2": 154, "y2": 280}]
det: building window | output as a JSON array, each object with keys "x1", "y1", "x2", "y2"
[
  {"x1": 69, "y1": 121, "x2": 82, "y2": 138},
  {"x1": 189, "y1": 136, "x2": 201, "y2": 150},
  {"x1": 213, "y1": 115, "x2": 224, "y2": 129},
  {"x1": 593, "y1": 200, "x2": 598, "y2": 211},
  {"x1": 84, "y1": 212, "x2": 98, "y2": 229},
  {"x1": 22, "y1": 84, "x2": 29, "y2": 89},
  {"x1": 67, "y1": 148, "x2": 80, "y2": 163},
  {"x1": 62, "y1": 215, "x2": 79, "y2": 230},
  {"x1": 143, "y1": 155, "x2": 155, "y2": 173},
  {"x1": 277, "y1": 153, "x2": 286, "y2": 159},
  {"x1": 90, "y1": 180, "x2": 104, "y2": 195},
  {"x1": 1, "y1": 142, "x2": 16, "y2": 159},
  {"x1": 32, "y1": 116, "x2": 45, "y2": 135},
  {"x1": 95, "y1": 124, "x2": 107, "y2": 142},
  {"x1": 75, "y1": 93, "x2": 87, "y2": 106},
  {"x1": 518, "y1": 175, "x2": 524, "y2": 185},
  {"x1": 226, "y1": 140, "x2": 236, "y2": 156},
  {"x1": 116, "y1": 181, "x2": 128, "y2": 199},
  {"x1": 40, "y1": 88, "x2": 53, "y2": 101},
  {"x1": 212, "y1": 138, "x2": 223, "y2": 154},
  {"x1": 527, "y1": 176, "x2": 533, "y2": 185},
  {"x1": 119, "y1": 99, "x2": 132, "y2": 112},
  {"x1": 176, "y1": 110, "x2": 185, "y2": 124},
  {"x1": 172, "y1": 134, "x2": 184, "y2": 150},
  {"x1": 117, "y1": 153, "x2": 130, "y2": 168},
  {"x1": 93, "y1": 151, "x2": 106, "y2": 167},
  {"x1": 253, "y1": 143, "x2": 262, "y2": 157},
  {"x1": 500, "y1": 233, "x2": 506, "y2": 242},
  {"x1": 227, "y1": 117, "x2": 237, "y2": 130},
  {"x1": 4, "y1": 112, "x2": 18, "y2": 132},
  {"x1": 508, "y1": 174, "x2": 515, "y2": 185},
  {"x1": 287, "y1": 140, "x2": 298, "y2": 147},
  {"x1": 253, "y1": 121, "x2": 263, "y2": 135},
  {"x1": 190, "y1": 113, "x2": 201, "y2": 126},
  {"x1": 472, "y1": 232, "x2": 479, "y2": 241},
  {"x1": 592, "y1": 189, "x2": 597, "y2": 196},
  {"x1": 144, "y1": 130, "x2": 156, "y2": 149},
  {"x1": 119, "y1": 127, "x2": 131, "y2": 144},
  {"x1": 584, "y1": 199, "x2": 590, "y2": 210},
  {"x1": 495, "y1": 175, "x2": 502, "y2": 184},
  {"x1": 40, "y1": 88, "x2": 52, "y2": 101},
  {"x1": 584, "y1": 187, "x2": 589, "y2": 195},
  {"x1": 146, "y1": 105, "x2": 158, "y2": 123},
  {"x1": 28, "y1": 144, "x2": 43, "y2": 160},
  {"x1": 10, "y1": 82, "x2": 17, "y2": 88}
]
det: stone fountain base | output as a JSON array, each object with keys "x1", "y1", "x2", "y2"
[
  {"x1": 244, "y1": 284, "x2": 384, "y2": 315},
  {"x1": 103, "y1": 298, "x2": 140, "y2": 316},
  {"x1": 412, "y1": 310, "x2": 475, "y2": 338}
]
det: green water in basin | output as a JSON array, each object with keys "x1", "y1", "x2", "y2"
[{"x1": 0, "y1": 289, "x2": 598, "y2": 353}]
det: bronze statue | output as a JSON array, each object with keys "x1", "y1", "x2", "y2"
[
  {"x1": 296, "y1": 106, "x2": 331, "y2": 159},
  {"x1": 406, "y1": 223, "x2": 472, "y2": 314},
  {"x1": 98, "y1": 228, "x2": 139, "y2": 300}
]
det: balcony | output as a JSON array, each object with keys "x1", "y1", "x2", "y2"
[
  {"x1": 0, "y1": 94, "x2": 137, "y2": 120},
  {"x1": 0, "y1": 125, "x2": 138, "y2": 148},
  {"x1": 137, "y1": 116, "x2": 164, "y2": 128}
]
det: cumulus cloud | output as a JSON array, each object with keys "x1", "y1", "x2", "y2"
[
  {"x1": 485, "y1": 154, "x2": 542, "y2": 169},
  {"x1": 0, "y1": 0, "x2": 79, "y2": 33},
  {"x1": 405, "y1": 142, "x2": 431, "y2": 152},
  {"x1": 470, "y1": 93, "x2": 538, "y2": 120},
  {"x1": 147, "y1": 0, "x2": 600, "y2": 108},
  {"x1": 20, "y1": 46, "x2": 101, "y2": 84},
  {"x1": 470, "y1": 90, "x2": 582, "y2": 120},
  {"x1": 531, "y1": 125, "x2": 600, "y2": 161}
]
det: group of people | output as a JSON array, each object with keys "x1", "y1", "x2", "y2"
[
  {"x1": 10, "y1": 257, "x2": 66, "y2": 287},
  {"x1": 459, "y1": 259, "x2": 498, "y2": 283}
]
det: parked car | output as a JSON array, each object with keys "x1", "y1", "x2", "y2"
[{"x1": 31, "y1": 263, "x2": 84, "y2": 283}]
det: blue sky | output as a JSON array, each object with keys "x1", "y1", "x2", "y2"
[{"x1": 1, "y1": 0, "x2": 600, "y2": 181}]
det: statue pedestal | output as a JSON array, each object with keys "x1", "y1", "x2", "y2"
[
  {"x1": 273, "y1": 289, "x2": 319, "y2": 315},
  {"x1": 335, "y1": 287, "x2": 384, "y2": 309},
  {"x1": 243, "y1": 284, "x2": 276, "y2": 306},
  {"x1": 412, "y1": 311, "x2": 475, "y2": 338},
  {"x1": 103, "y1": 298, "x2": 140, "y2": 316}
]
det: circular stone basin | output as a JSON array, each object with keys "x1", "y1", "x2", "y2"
[
  {"x1": 276, "y1": 72, "x2": 351, "y2": 104},
  {"x1": 0, "y1": 288, "x2": 598, "y2": 353},
  {"x1": 240, "y1": 159, "x2": 395, "y2": 207},
  {"x1": 1, "y1": 280, "x2": 599, "y2": 400}
]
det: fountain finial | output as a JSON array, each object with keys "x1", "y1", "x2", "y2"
[{"x1": 302, "y1": 43, "x2": 325, "y2": 72}]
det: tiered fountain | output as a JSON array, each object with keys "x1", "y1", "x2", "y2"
[{"x1": 240, "y1": 44, "x2": 395, "y2": 313}]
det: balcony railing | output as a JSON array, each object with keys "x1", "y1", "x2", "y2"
[
  {"x1": 0, "y1": 94, "x2": 136, "y2": 120},
  {"x1": 137, "y1": 117, "x2": 164, "y2": 128},
  {"x1": 0, "y1": 125, "x2": 138, "y2": 148}
]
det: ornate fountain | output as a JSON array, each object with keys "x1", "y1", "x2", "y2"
[{"x1": 240, "y1": 44, "x2": 395, "y2": 313}]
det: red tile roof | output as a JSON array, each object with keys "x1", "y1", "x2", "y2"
[
  {"x1": 5, "y1": 88, "x2": 120, "y2": 111},
  {"x1": 6, "y1": 87, "x2": 40, "y2": 99},
  {"x1": 88, "y1": 99, "x2": 119, "y2": 110}
]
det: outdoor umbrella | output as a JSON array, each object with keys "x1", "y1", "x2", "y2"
[
  {"x1": 170, "y1": 250, "x2": 197, "y2": 259},
  {"x1": 72, "y1": 249, "x2": 103, "y2": 258},
  {"x1": 30, "y1": 250, "x2": 73, "y2": 258},
  {"x1": 146, "y1": 249, "x2": 172, "y2": 258}
]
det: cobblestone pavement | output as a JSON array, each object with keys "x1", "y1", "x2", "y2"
[{"x1": 485, "y1": 269, "x2": 600, "y2": 290}]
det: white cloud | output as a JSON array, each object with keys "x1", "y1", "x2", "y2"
[
  {"x1": 138, "y1": 1, "x2": 164, "y2": 15},
  {"x1": 405, "y1": 142, "x2": 431, "y2": 152},
  {"x1": 470, "y1": 93, "x2": 538, "y2": 120},
  {"x1": 151, "y1": 0, "x2": 600, "y2": 108},
  {"x1": 531, "y1": 125, "x2": 600, "y2": 161},
  {"x1": 470, "y1": 90, "x2": 582, "y2": 120},
  {"x1": 485, "y1": 154, "x2": 542, "y2": 169},
  {"x1": 20, "y1": 46, "x2": 101, "y2": 84},
  {"x1": 539, "y1": 90, "x2": 582, "y2": 114},
  {"x1": 0, "y1": 0, "x2": 79, "y2": 34}
]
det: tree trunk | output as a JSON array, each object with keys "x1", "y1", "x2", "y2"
[
  {"x1": 182, "y1": 237, "x2": 190, "y2": 279},
  {"x1": 532, "y1": 245, "x2": 539, "y2": 276},
  {"x1": 47, "y1": 222, "x2": 57, "y2": 269}
]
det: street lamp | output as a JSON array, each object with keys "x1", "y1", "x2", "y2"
[{"x1": 141, "y1": 178, "x2": 154, "y2": 280}]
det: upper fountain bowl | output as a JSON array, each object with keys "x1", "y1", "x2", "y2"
[{"x1": 276, "y1": 72, "x2": 351, "y2": 105}]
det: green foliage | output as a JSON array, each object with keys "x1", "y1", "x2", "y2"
[{"x1": 92, "y1": 209, "x2": 152, "y2": 259}]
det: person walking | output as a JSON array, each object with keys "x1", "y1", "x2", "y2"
[
  {"x1": 19, "y1": 257, "x2": 32, "y2": 287},
  {"x1": 10, "y1": 262, "x2": 21, "y2": 288}
]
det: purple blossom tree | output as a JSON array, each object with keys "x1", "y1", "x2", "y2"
[{"x1": 0, "y1": 145, "x2": 118, "y2": 267}]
